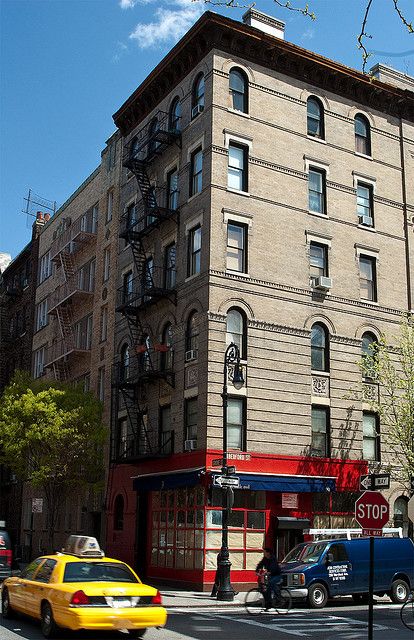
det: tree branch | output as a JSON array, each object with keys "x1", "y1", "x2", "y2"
[
  {"x1": 357, "y1": 0, "x2": 374, "y2": 73},
  {"x1": 273, "y1": 1, "x2": 315, "y2": 20},
  {"x1": 393, "y1": 0, "x2": 414, "y2": 33}
]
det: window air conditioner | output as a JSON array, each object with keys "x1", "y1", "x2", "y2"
[
  {"x1": 359, "y1": 214, "x2": 373, "y2": 227},
  {"x1": 314, "y1": 276, "x2": 332, "y2": 290},
  {"x1": 185, "y1": 349, "x2": 198, "y2": 362},
  {"x1": 191, "y1": 104, "x2": 204, "y2": 118},
  {"x1": 184, "y1": 439, "x2": 197, "y2": 451}
]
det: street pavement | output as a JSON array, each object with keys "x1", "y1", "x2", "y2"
[{"x1": 0, "y1": 590, "x2": 410, "y2": 639}]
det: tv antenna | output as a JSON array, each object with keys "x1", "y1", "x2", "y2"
[{"x1": 23, "y1": 189, "x2": 57, "y2": 226}]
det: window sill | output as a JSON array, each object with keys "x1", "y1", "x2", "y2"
[
  {"x1": 311, "y1": 370, "x2": 330, "y2": 377},
  {"x1": 307, "y1": 135, "x2": 327, "y2": 145},
  {"x1": 226, "y1": 188, "x2": 250, "y2": 198},
  {"x1": 227, "y1": 108, "x2": 250, "y2": 119},
  {"x1": 187, "y1": 192, "x2": 202, "y2": 204},
  {"x1": 355, "y1": 152, "x2": 373, "y2": 161},
  {"x1": 185, "y1": 272, "x2": 201, "y2": 283},
  {"x1": 308, "y1": 210, "x2": 329, "y2": 219},
  {"x1": 360, "y1": 299, "x2": 379, "y2": 306},
  {"x1": 357, "y1": 224, "x2": 376, "y2": 232},
  {"x1": 226, "y1": 269, "x2": 250, "y2": 278}
]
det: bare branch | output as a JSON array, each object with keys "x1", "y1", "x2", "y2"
[
  {"x1": 393, "y1": 0, "x2": 414, "y2": 33},
  {"x1": 273, "y1": 1, "x2": 316, "y2": 20},
  {"x1": 357, "y1": 0, "x2": 374, "y2": 73},
  {"x1": 198, "y1": 0, "x2": 255, "y2": 7}
]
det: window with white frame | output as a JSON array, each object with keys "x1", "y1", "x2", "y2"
[
  {"x1": 190, "y1": 147, "x2": 203, "y2": 197},
  {"x1": 33, "y1": 346, "x2": 46, "y2": 378},
  {"x1": 35, "y1": 298, "x2": 49, "y2": 331},
  {"x1": 357, "y1": 182, "x2": 374, "y2": 226},
  {"x1": 226, "y1": 308, "x2": 246, "y2": 359},
  {"x1": 39, "y1": 251, "x2": 52, "y2": 284},
  {"x1": 363, "y1": 413, "x2": 380, "y2": 461},
  {"x1": 185, "y1": 397, "x2": 198, "y2": 442},
  {"x1": 228, "y1": 144, "x2": 248, "y2": 192},
  {"x1": 310, "y1": 241, "x2": 328, "y2": 282},
  {"x1": 227, "y1": 397, "x2": 245, "y2": 450},
  {"x1": 188, "y1": 225, "x2": 201, "y2": 277},
  {"x1": 308, "y1": 168, "x2": 326, "y2": 214},
  {"x1": 359, "y1": 254, "x2": 377, "y2": 301},
  {"x1": 311, "y1": 406, "x2": 330, "y2": 457},
  {"x1": 227, "y1": 222, "x2": 247, "y2": 272}
]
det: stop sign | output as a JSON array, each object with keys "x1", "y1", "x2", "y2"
[{"x1": 355, "y1": 491, "x2": 389, "y2": 529}]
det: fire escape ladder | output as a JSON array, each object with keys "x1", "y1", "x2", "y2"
[
  {"x1": 55, "y1": 305, "x2": 74, "y2": 347},
  {"x1": 52, "y1": 360, "x2": 71, "y2": 382},
  {"x1": 118, "y1": 387, "x2": 154, "y2": 459},
  {"x1": 59, "y1": 251, "x2": 76, "y2": 281}
]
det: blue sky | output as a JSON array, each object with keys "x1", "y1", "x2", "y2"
[{"x1": 1, "y1": 0, "x2": 413, "y2": 261}]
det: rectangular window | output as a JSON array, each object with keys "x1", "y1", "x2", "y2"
[
  {"x1": 33, "y1": 346, "x2": 46, "y2": 378},
  {"x1": 74, "y1": 314, "x2": 93, "y2": 350},
  {"x1": 160, "y1": 405, "x2": 173, "y2": 453},
  {"x1": 106, "y1": 190, "x2": 113, "y2": 223},
  {"x1": 117, "y1": 417, "x2": 128, "y2": 458},
  {"x1": 39, "y1": 251, "x2": 52, "y2": 284},
  {"x1": 78, "y1": 258, "x2": 95, "y2": 292},
  {"x1": 357, "y1": 182, "x2": 374, "y2": 225},
  {"x1": 35, "y1": 298, "x2": 49, "y2": 331},
  {"x1": 227, "y1": 397, "x2": 245, "y2": 451},
  {"x1": 363, "y1": 413, "x2": 380, "y2": 461},
  {"x1": 167, "y1": 167, "x2": 179, "y2": 211},
  {"x1": 359, "y1": 255, "x2": 377, "y2": 301},
  {"x1": 103, "y1": 247, "x2": 110, "y2": 282},
  {"x1": 308, "y1": 168, "x2": 326, "y2": 214},
  {"x1": 143, "y1": 257, "x2": 153, "y2": 301},
  {"x1": 92, "y1": 204, "x2": 99, "y2": 233},
  {"x1": 310, "y1": 242, "x2": 328, "y2": 279},
  {"x1": 97, "y1": 367, "x2": 105, "y2": 403},
  {"x1": 188, "y1": 225, "x2": 201, "y2": 277},
  {"x1": 164, "y1": 242, "x2": 176, "y2": 289},
  {"x1": 227, "y1": 222, "x2": 247, "y2": 273},
  {"x1": 311, "y1": 406, "x2": 329, "y2": 457},
  {"x1": 122, "y1": 270, "x2": 133, "y2": 304},
  {"x1": 185, "y1": 397, "x2": 198, "y2": 442},
  {"x1": 100, "y1": 306, "x2": 108, "y2": 342},
  {"x1": 190, "y1": 147, "x2": 203, "y2": 197},
  {"x1": 228, "y1": 144, "x2": 248, "y2": 192}
]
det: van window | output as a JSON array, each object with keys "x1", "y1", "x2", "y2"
[{"x1": 329, "y1": 543, "x2": 348, "y2": 562}]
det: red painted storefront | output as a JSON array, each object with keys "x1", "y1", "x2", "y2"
[{"x1": 106, "y1": 451, "x2": 367, "y2": 590}]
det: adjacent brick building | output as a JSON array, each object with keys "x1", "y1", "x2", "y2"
[{"x1": 106, "y1": 10, "x2": 414, "y2": 589}]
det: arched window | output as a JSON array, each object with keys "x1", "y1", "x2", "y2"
[
  {"x1": 120, "y1": 343, "x2": 130, "y2": 381},
  {"x1": 169, "y1": 97, "x2": 181, "y2": 132},
  {"x1": 355, "y1": 114, "x2": 371, "y2": 156},
  {"x1": 307, "y1": 96, "x2": 325, "y2": 139},
  {"x1": 186, "y1": 311, "x2": 199, "y2": 358},
  {"x1": 229, "y1": 68, "x2": 248, "y2": 113},
  {"x1": 114, "y1": 495, "x2": 124, "y2": 531},
  {"x1": 311, "y1": 323, "x2": 329, "y2": 371},
  {"x1": 394, "y1": 496, "x2": 410, "y2": 537},
  {"x1": 148, "y1": 118, "x2": 160, "y2": 156},
  {"x1": 192, "y1": 73, "x2": 205, "y2": 117},
  {"x1": 139, "y1": 334, "x2": 151, "y2": 372},
  {"x1": 361, "y1": 332, "x2": 377, "y2": 379},
  {"x1": 226, "y1": 308, "x2": 247, "y2": 359},
  {"x1": 161, "y1": 322, "x2": 173, "y2": 370}
]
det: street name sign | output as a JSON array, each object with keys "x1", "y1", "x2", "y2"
[
  {"x1": 212, "y1": 458, "x2": 223, "y2": 467},
  {"x1": 212, "y1": 475, "x2": 240, "y2": 488},
  {"x1": 355, "y1": 491, "x2": 389, "y2": 536},
  {"x1": 359, "y1": 473, "x2": 390, "y2": 491}
]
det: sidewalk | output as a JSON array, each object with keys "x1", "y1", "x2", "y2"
[{"x1": 159, "y1": 589, "x2": 245, "y2": 609}]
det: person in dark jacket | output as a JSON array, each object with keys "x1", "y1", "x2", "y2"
[{"x1": 255, "y1": 548, "x2": 281, "y2": 609}]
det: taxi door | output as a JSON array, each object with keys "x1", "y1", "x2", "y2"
[
  {"x1": 24, "y1": 558, "x2": 58, "y2": 618},
  {"x1": 323, "y1": 543, "x2": 353, "y2": 596},
  {"x1": 8, "y1": 558, "x2": 44, "y2": 613}
]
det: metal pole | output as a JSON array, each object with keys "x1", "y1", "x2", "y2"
[
  {"x1": 368, "y1": 536, "x2": 374, "y2": 640},
  {"x1": 217, "y1": 345, "x2": 235, "y2": 601}
]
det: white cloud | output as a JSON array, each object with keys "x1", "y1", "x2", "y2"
[
  {"x1": 301, "y1": 28, "x2": 315, "y2": 41},
  {"x1": 128, "y1": 0, "x2": 203, "y2": 49}
]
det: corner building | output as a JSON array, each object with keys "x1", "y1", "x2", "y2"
[{"x1": 107, "y1": 10, "x2": 414, "y2": 589}]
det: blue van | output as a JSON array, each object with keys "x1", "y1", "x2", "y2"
[{"x1": 281, "y1": 537, "x2": 414, "y2": 608}]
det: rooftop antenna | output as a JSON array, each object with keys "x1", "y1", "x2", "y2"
[{"x1": 23, "y1": 189, "x2": 57, "y2": 227}]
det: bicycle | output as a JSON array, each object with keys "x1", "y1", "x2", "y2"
[
  {"x1": 400, "y1": 589, "x2": 414, "y2": 631},
  {"x1": 245, "y1": 570, "x2": 292, "y2": 615}
]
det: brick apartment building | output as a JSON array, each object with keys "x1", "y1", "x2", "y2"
[
  {"x1": 0, "y1": 216, "x2": 43, "y2": 551},
  {"x1": 21, "y1": 132, "x2": 122, "y2": 557},
  {"x1": 105, "y1": 10, "x2": 414, "y2": 590}
]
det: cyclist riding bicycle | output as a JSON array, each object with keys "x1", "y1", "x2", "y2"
[{"x1": 255, "y1": 547, "x2": 282, "y2": 610}]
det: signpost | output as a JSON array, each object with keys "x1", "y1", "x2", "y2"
[
  {"x1": 212, "y1": 475, "x2": 240, "y2": 488},
  {"x1": 359, "y1": 473, "x2": 390, "y2": 492},
  {"x1": 355, "y1": 491, "x2": 390, "y2": 640}
]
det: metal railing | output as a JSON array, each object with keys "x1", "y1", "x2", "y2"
[
  {"x1": 116, "y1": 268, "x2": 176, "y2": 311},
  {"x1": 119, "y1": 189, "x2": 179, "y2": 240},
  {"x1": 113, "y1": 351, "x2": 174, "y2": 387},
  {"x1": 50, "y1": 213, "x2": 97, "y2": 261},
  {"x1": 48, "y1": 279, "x2": 94, "y2": 313},
  {"x1": 123, "y1": 110, "x2": 181, "y2": 169},
  {"x1": 44, "y1": 337, "x2": 91, "y2": 367},
  {"x1": 115, "y1": 429, "x2": 174, "y2": 461}
]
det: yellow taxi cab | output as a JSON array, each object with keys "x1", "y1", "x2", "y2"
[{"x1": 1, "y1": 535, "x2": 167, "y2": 638}]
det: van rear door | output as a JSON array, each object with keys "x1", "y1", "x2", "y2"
[{"x1": 324, "y1": 543, "x2": 353, "y2": 596}]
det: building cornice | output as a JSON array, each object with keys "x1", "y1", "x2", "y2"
[{"x1": 113, "y1": 11, "x2": 414, "y2": 136}]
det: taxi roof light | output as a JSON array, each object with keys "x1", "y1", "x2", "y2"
[{"x1": 63, "y1": 535, "x2": 104, "y2": 558}]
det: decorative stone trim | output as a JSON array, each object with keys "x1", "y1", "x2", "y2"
[
  {"x1": 330, "y1": 335, "x2": 362, "y2": 347},
  {"x1": 207, "y1": 311, "x2": 227, "y2": 322},
  {"x1": 249, "y1": 319, "x2": 310, "y2": 337},
  {"x1": 363, "y1": 382, "x2": 379, "y2": 402},
  {"x1": 312, "y1": 375, "x2": 330, "y2": 396}
]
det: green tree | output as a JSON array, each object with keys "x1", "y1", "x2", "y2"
[
  {"x1": 0, "y1": 371, "x2": 106, "y2": 551},
  {"x1": 360, "y1": 318, "x2": 414, "y2": 491}
]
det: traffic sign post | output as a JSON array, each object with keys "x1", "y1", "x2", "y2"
[
  {"x1": 212, "y1": 475, "x2": 240, "y2": 488},
  {"x1": 359, "y1": 473, "x2": 390, "y2": 491},
  {"x1": 355, "y1": 491, "x2": 390, "y2": 640}
]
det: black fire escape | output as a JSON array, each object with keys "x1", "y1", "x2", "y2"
[{"x1": 112, "y1": 110, "x2": 180, "y2": 463}]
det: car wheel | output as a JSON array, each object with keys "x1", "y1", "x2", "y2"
[
  {"x1": 1, "y1": 588, "x2": 14, "y2": 618},
  {"x1": 390, "y1": 579, "x2": 409, "y2": 604},
  {"x1": 40, "y1": 602, "x2": 58, "y2": 639},
  {"x1": 127, "y1": 630, "x2": 147, "y2": 639},
  {"x1": 307, "y1": 583, "x2": 328, "y2": 608}
]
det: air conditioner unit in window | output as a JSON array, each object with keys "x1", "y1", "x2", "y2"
[
  {"x1": 314, "y1": 276, "x2": 332, "y2": 290},
  {"x1": 185, "y1": 349, "x2": 198, "y2": 362},
  {"x1": 359, "y1": 214, "x2": 373, "y2": 227},
  {"x1": 184, "y1": 439, "x2": 197, "y2": 451},
  {"x1": 191, "y1": 104, "x2": 204, "y2": 118}
]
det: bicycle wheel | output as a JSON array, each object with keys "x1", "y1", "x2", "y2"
[
  {"x1": 245, "y1": 589, "x2": 265, "y2": 615},
  {"x1": 400, "y1": 598, "x2": 414, "y2": 631},
  {"x1": 274, "y1": 589, "x2": 292, "y2": 615}
]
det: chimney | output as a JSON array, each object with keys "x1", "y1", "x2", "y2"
[
  {"x1": 32, "y1": 211, "x2": 45, "y2": 239},
  {"x1": 242, "y1": 9, "x2": 285, "y2": 40}
]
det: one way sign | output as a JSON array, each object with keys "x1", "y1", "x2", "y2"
[{"x1": 359, "y1": 473, "x2": 390, "y2": 491}]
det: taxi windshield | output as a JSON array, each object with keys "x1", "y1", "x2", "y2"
[
  {"x1": 63, "y1": 562, "x2": 138, "y2": 583},
  {"x1": 283, "y1": 542, "x2": 327, "y2": 564}
]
